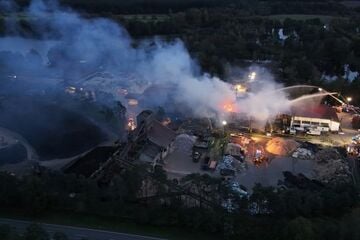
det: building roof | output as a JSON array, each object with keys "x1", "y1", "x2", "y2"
[
  {"x1": 141, "y1": 142, "x2": 162, "y2": 161},
  {"x1": 147, "y1": 120, "x2": 176, "y2": 148},
  {"x1": 138, "y1": 110, "x2": 153, "y2": 118},
  {"x1": 291, "y1": 105, "x2": 339, "y2": 122}
]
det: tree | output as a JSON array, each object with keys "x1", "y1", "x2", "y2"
[
  {"x1": 282, "y1": 217, "x2": 315, "y2": 240},
  {"x1": 24, "y1": 223, "x2": 49, "y2": 240},
  {"x1": 340, "y1": 209, "x2": 360, "y2": 240},
  {"x1": 53, "y1": 232, "x2": 69, "y2": 240},
  {"x1": 0, "y1": 224, "x2": 11, "y2": 240},
  {"x1": 21, "y1": 175, "x2": 49, "y2": 214}
]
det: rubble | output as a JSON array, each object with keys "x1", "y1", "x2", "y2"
[
  {"x1": 313, "y1": 148, "x2": 352, "y2": 183},
  {"x1": 292, "y1": 148, "x2": 314, "y2": 159},
  {"x1": 218, "y1": 155, "x2": 247, "y2": 172},
  {"x1": 174, "y1": 134, "x2": 196, "y2": 153},
  {"x1": 229, "y1": 181, "x2": 248, "y2": 196}
]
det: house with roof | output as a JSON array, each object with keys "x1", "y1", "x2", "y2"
[
  {"x1": 136, "y1": 110, "x2": 176, "y2": 167},
  {"x1": 290, "y1": 104, "x2": 340, "y2": 132}
]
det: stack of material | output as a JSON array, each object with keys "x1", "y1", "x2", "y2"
[
  {"x1": 292, "y1": 148, "x2": 314, "y2": 159},
  {"x1": 174, "y1": 134, "x2": 195, "y2": 154},
  {"x1": 314, "y1": 148, "x2": 351, "y2": 183},
  {"x1": 218, "y1": 155, "x2": 246, "y2": 172},
  {"x1": 266, "y1": 137, "x2": 299, "y2": 156}
]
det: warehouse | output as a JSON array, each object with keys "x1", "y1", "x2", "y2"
[{"x1": 290, "y1": 105, "x2": 340, "y2": 132}]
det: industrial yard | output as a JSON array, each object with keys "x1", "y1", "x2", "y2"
[
  {"x1": 1, "y1": 69, "x2": 359, "y2": 191},
  {"x1": 1, "y1": 1, "x2": 360, "y2": 239}
]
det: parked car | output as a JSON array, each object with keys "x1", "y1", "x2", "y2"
[{"x1": 306, "y1": 129, "x2": 321, "y2": 136}]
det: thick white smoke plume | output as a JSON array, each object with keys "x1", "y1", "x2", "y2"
[{"x1": 0, "y1": 0, "x2": 290, "y2": 123}]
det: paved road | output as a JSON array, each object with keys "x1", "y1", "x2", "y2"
[{"x1": 0, "y1": 218, "x2": 166, "y2": 240}]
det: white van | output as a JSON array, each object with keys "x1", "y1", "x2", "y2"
[{"x1": 307, "y1": 129, "x2": 321, "y2": 136}]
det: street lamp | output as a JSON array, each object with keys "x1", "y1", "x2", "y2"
[
  {"x1": 347, "y1": 97, "x2": 352, "y2": 103},
  {"x1": 222, "y1": 120, "x2": 227, "y2": 136},
  {"x1": 248, "y1": 72, "x2": 256, "y2": 81},
  {"x1": 318, "y1": 88, "x2": 322, "y2": 92}
]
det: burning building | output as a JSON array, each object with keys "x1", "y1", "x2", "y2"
[{"x1": 136, "y1": 111, "x2": 176, "y2": 167}]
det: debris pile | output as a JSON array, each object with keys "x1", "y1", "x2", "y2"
[
  {"x1": 292, "y1": 148, "x2": 314, "y2": 159},
  {"x1": 314, "y1": 148, "x2": 351, "y2": 183},
  {"x1": 229, "y1": 181, "x2": 248, "y2": 196},
  {"x1": 266, "y1": 137, "x2": 299, "y2": 156},
  {"x1": 218, "y1": 155, "x2": 246, "y2": 172},
  {"x1": 225, "y1": 143, "x2": 245, "y2": 161},
  {"x1": 174, "y1": 134, "x2": 195, "y2": 153}
]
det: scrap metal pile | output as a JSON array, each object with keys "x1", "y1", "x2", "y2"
[{"x1": 313, "y1": 148, "x2": 352, "y2": 184}]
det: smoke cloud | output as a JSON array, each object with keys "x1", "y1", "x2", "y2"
[{"x1": 0, "y1": 0, "x2": 290, "y2": 124}]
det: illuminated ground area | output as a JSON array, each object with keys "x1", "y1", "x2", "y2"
[{"x1": 163, "y1": 126, "x2": 352, "y2": 193}]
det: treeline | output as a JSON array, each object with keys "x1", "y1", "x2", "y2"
[
  {"x1": 118, "y1": 8, "x2": 360, "y2": 102},
  {"x1": 1, "y1": 7, "x2": 360, "y2": 103},
  {"x1": 0, "y1": 168, "x2": 359, "y2": 239},
  {"x1": 120, "y1": 9, "x2": 359, "y2": 74},
  {"x1": 1, "y1": 3, "x2": 360, "y2": 102},
  {"x1": 10, "y1": 0, "x2": 350, "y2": 15}
]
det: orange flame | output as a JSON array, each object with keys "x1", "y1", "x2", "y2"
[{"x1": 223, "y1": 103, "x2": 235, "y2": 112}]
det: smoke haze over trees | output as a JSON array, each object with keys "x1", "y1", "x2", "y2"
[
  {"x1": 0, "y1": 0, "x2": 291, "y2": 122},
  {"x1": 1, "y1": 1, "x2": 359, "y2": 106},
  {"x1": 6, "y1": 0, "x2": 351, "y2": 15}
]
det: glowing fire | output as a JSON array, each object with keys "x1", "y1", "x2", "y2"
[
  {"x1": 127, "y1": 117, "x2": 136, "y2": 131},
  {"x1": 162, "y1": 117, "x2": 171, "y2": 126},
  {"x1": 223, "y1": 103, "x2": 235, "y2": 112}
]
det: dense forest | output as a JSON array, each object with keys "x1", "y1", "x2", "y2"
[
  {"x1": 9, "y1": 0, "x2": 355, "y2": 15},
  {"x1": 0, "y1": 168, "x2": 359, "y2": 240}
]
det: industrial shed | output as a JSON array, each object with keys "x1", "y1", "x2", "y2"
[{"x1": 290, "y1": 105, "x2": 340, "y2": 132}]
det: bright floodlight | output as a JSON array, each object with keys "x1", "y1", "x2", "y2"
[
  {"x1": 249, "y1": 72, "x2": 256, "y2": 81},
  {"x1": 234, "y1": 84, "x2": 247, "y2": 93},
  {"x1": 347, "y1": 97, "x2": 352, "y2": 102},
  {"x1": 222, "y1": 120, "x2": 227, "y2": 126},
  {"x1": 318, "y1": 88, "x2": 322, "y2": 91}
]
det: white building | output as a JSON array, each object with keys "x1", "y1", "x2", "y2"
[{"x1": 290, "y1": 105, "x2": 340, "y2": 132}]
